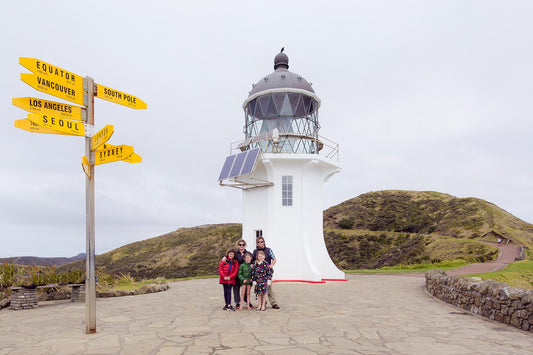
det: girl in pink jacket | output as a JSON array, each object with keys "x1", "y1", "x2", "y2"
[{"x1": 218, "y1": 249, "x2": 239, "y2": 311}]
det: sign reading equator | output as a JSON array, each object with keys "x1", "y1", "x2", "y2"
[
  {"x1": 96, "y1": 83, "x2": 147, "y2": 109},
  {"x1": 19, "y1": 57, "x2": 82, "y2": 90}
]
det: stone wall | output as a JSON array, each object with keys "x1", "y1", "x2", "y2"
[
  {"x1": 425, "y1": 270, "x2": 533, "y2": 332},
  {"x1": 10, "y1": 287, "x2": 38, "y2": 310}
]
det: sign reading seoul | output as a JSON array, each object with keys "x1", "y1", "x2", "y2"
[{"x1": 27, "y1": 113, "x2": 85, "y2": 136}]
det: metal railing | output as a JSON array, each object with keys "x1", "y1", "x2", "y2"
[{"x1": 230, "y1": 133, "x2": 339, "y2": 161}]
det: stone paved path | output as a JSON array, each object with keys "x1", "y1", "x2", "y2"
[{"x1": 1, "y1": 275, "x2": 532, "y2": 354}]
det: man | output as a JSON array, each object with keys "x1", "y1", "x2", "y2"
[{"x1": 252, "y1": 236, "x2": 280, "y2": 309}]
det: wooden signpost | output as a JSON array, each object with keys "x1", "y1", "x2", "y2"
[{"x1": 13, "y1": 57, "x2": 146, "y2": 334}]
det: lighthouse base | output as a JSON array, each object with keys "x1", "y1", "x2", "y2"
[{"x1": 242, "y1": 154, "x2": 345, "y2": 282}]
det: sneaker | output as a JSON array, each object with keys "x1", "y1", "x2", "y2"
[
  {"x1": 222, "y1": 305, "x2": 229, "y2": 310},
  {"x1": 235, "y1": 303, "x2": 240, "y2": 309},
  {"x1": 227, "y1": 305, "x2": 236, "y2": 311},
  {"x1": 272, "y1": 304, "x2": 280, "y2": 309},
  {"x1": 249, "y1": 304, "x2": 254, "y2": 309}
]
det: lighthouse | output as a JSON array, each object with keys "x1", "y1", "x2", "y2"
[{"x1": 218, "y1": 49, "x2": 345, "y2": 282}]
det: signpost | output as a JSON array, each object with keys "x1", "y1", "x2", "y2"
[{"x1": 13, "y1": 57, "x2": 145, "y2": 334}]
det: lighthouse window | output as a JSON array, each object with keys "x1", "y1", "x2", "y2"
[{"x1": 282, "y1": 175, "x2": 293, "y2": 206}]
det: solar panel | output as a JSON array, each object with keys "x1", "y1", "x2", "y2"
[
  {"x1": 218, "y1": 148, "x2": 261, "y2": 181},
  {"x1": 229, "y1": 151, "x2": 247, "y2": 178},
  {"x1": 241, "y1": 148, "x2": 260, "y2": 175},
  {"x1": 218, "y1": 154, "x2": 236, "y2": 181}
]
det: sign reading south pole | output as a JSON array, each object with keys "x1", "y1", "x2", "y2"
[
  {"x1": 19, "y1": 57, "x2": 85, "y2": 105},
  {"x1": 96, "y1": 83, "x2": 147, "y2": 109}
]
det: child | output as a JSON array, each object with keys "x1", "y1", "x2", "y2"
[
  {"x1": 251, "y1": 250, "x2": 272, "y2": 311},
  {"x1": 238, "y1": 253, "x2": 253, "y2": 310},
  {"x1": 218, "y1": 249, "x2": 239, "y2": 311}
]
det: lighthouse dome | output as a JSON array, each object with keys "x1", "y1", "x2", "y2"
[{"x1": 248, "y1": 50, "x2": 315, "y2": 97}]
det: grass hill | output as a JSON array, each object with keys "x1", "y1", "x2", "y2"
[
  {"x1": 323, "y1": 190, "x2": 533, "y2": 270},
  {"x1": 58, "y1": 224, "x2": 239, "y2": 279},
  {"x1": 58, "y1": 191, "x2": 532, "y2": 279}
]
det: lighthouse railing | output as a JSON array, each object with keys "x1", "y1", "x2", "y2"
[{"x1": 230, "y1": 134, "x2": 339, "y2": 161}]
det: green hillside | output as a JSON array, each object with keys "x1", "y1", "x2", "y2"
[
  {"x1": 324, "y1": 190, "x2": 533, "y2": 247},
  {"x1": 59, "y1": 191, "x2": 533, "y2": 279},
  {"x1": 59, "y1": 224, "x2": 240, "y2": 279}
]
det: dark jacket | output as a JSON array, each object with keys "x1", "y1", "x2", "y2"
[{"x1": 253, "y1": 246, "x2": 273, "y2": 264}]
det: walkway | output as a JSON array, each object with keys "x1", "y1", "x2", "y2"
[{"x1": 1, "y1": 275, "x2": 532, "y2": 354}]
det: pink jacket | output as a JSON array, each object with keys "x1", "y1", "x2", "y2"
[{"x1": 218, "y1": 259, "x2": 239, "y2": 285}]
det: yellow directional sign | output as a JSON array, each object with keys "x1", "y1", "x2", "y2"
[
  {"x1": 19, "y1": 57, "x2": 83, "y2": 91},
  {"x1": 12, "y1": 97, "x2": 85, "y2": 121},
  {"x1": 21, "y1": 73, "x2": 85, "y2": 106},
  {"x1": 14, "y1": 118, "x2": 75, "y2": 136},
  {"x1": 124, "y1": 152, "x2": 142, "y2": 163},
  {"x1": 92, "y1": 125, "x2": 114, "y2": 151},
  {"x1": 96, "y1": 83, "x2": 147, "y2": 109},
  {"x1": 94, "y1": 144, "x2": 134, "y2": 165},
  {"x1": 99, "y1": 143, "x2": 142, "y2": 163},
  {"x1": 27, "y1": 113, "x2": 85, "y2": 136},
  {"x1": 82, "y1": 155, "x2": 91, "y2": 179}
]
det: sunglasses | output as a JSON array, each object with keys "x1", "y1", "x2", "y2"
[
  {"x1": 257, "y1": 241, "x2": 265, "y2": 244},
  {"x1": 238, "y1": 243, "x2": 245, "y2": 246}
]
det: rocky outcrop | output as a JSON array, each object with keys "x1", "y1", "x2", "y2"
[{"x1": 425, "y1": 270, "x2": 533, "y2": 332}]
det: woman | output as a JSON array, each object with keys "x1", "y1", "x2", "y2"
[
  {"x1": 218, "y1": 248, "x2": 239, "y2": 311},
  {"x1": 233, "y1": 239, "x2": 250, "y2": 309}
]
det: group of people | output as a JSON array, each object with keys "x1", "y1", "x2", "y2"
[{"x1": 218, "y1": 236, "x2": 280, "y2": 311}]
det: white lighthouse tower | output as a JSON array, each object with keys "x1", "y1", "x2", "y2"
[{"x1": 219, "y1": 50, "x2": 345, "y2": 282}]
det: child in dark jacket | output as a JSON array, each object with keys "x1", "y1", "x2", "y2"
[
  {"x1": 218, "y1": 249, "x2": 239, "y2": 311},
  {"x1": 237, "y1": 253, "x2": 253, "y2": 310}
]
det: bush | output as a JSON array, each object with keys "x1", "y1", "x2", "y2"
[{"x1": 338, "y1": 217, "x2": 355, "y2": 229}]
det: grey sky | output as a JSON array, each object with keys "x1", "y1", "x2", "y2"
[{"x1": 1, "y1": 1, "x2": 532, "y2": 257}]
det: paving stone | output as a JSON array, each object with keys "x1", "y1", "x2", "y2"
[{"x1": 0, "y1": 275, "x2": 532, "y2": 353}]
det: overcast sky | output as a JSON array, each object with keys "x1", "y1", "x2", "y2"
[{"x1": 1, "y1": 1, "x2": 532, "y2": 258}]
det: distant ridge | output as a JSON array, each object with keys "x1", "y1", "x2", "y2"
[{"x1": 0, "y1": 253, "x2": 86, "y2": 266}]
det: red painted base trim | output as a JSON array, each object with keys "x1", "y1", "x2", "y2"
[
  {"x1": 272, "y1": 278, "x2": 348, "y2": 284},
  {"x1": 273, "y1": 279, "x2": 326, "y2": 284}
]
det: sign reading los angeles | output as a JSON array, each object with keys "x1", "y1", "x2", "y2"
[{"x1": 12, "y1": 97, "x2": 85, "y2": 121}]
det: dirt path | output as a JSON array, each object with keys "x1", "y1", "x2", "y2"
[
  {"x1": 445, "y1": 241, "x2": 519, "y2": 276},
  {"x1": 399, "y1": 241, "x2": 520, "y2": 277}
]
